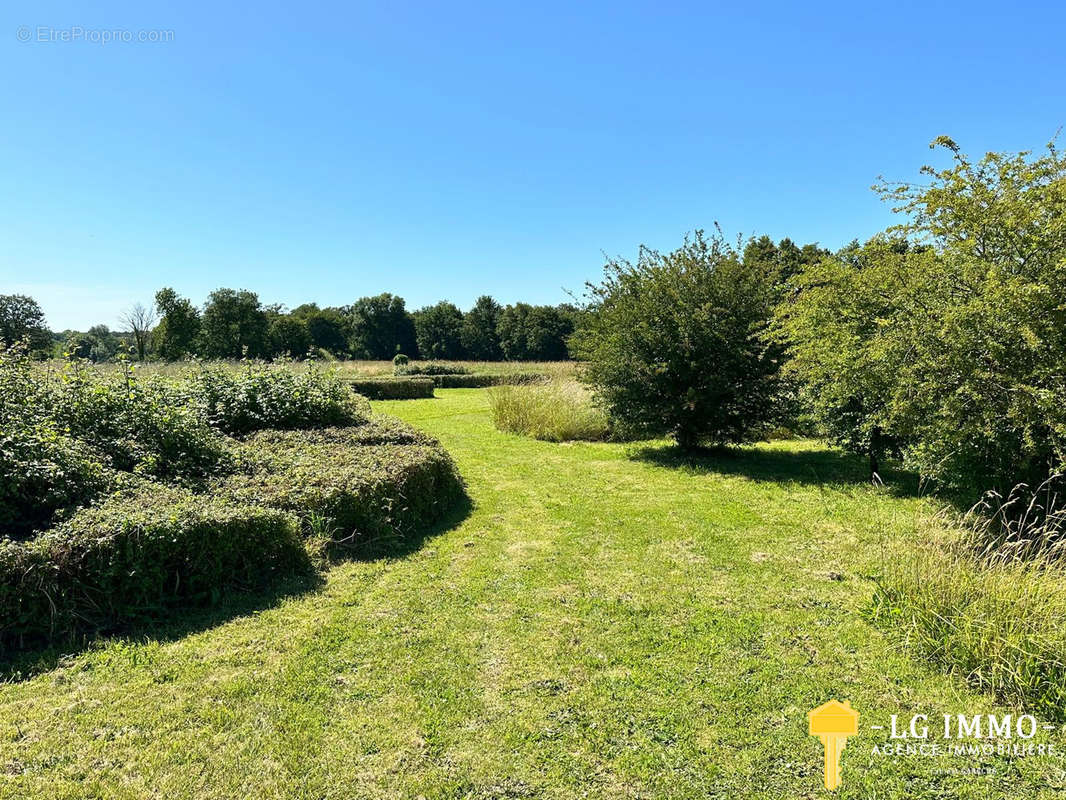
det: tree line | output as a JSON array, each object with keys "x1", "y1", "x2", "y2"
[{"x1": 0, "y1": 291, "x2": 583, "y2": 362}]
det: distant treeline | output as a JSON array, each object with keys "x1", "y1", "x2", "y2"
[{"x1": 0, "y1": 291, "x2": 588, "y2": 362}]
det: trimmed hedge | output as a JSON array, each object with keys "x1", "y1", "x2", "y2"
[
  {"x1": 0, "y1": 486, "x2": 308, "y2": 644},
  {"x1": 221, "y1": 420, "x2": 464, "y2": 553},
  {"x1": 346, "y1": 377, "x2": 435, "y2": 400},
  {"x1": 432, "y1": 372, "x2": 549, "y2": 388},
  {"x1": 396, "y1": 363, "x2": 472, "y2": 376}
]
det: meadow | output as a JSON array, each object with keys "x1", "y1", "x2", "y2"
[{"x1": 2, "y1": 387, "x2": 1064, "y2": 799}]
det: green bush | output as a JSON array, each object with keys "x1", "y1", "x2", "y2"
[
  {"x1": 392, "y1": 353, "x2": 409, "y2": 367},
  {"x1": 192, "y1": 363, "x2": 369, "y2": 435},
  {"x1": 396, "y1": 362, "x2": 471, "y2": 376},
  {"x1": 49, "y1": 369, "x2": 229, "y2": 481},
  {"x1": 0, "y1": 486, "x2": 308, "y2": 644},
  {"x1": 346, "y1": 377, "x2": 435, "y2": 400},
  {"x1": 220, "y1": 422, "x2": 465, "y2": 553},
  {"x1": 577, "y1": 230, "x2": 784, "y2": 449},
  {"x1": 489, "y1": 382, "x2": 610, "y2": 442},
  {"x1": 433, "y1": 372, "x2": 547, "y2": 388},
  {"x1": 0, "y1": 422, "x2": 110, "y2": 536}
]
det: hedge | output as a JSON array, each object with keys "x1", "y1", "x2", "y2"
[
  {"x1": 221, "y1": 420, "x2": 464, "y2": 553},
  {"x1": 345, "y1": 377, "x2": 435, "y2": 400},
  {"x1": 0, "y1": 486, "x2": 308, "y2": 644},
  {"x1": 432, "y1": 372, "x2": 548, "y2": 388}
]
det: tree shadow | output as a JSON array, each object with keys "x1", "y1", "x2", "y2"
[
  {"x1": 0, "y1": 493, "x2": 473, "y2": 683},
  {"x1": 628, "y1": 441, "x2": 927, "y2": 499}
]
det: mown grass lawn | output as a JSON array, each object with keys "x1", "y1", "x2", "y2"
[{"x1": 1, "y1": 389, "x2": 1063, "y2": 799}]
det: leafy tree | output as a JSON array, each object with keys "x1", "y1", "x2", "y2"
[
  {"x1": 268, "y1": 312, "x2": 312, "y2": 358},
  {"x1": 414, "y1": 301, "x2": 465, "y2": 359},
  {"x1": 460, "y1": 295, "x2": 503, "y2": 360},
  {"x1": 349, "y1": 294, "x2": 417, "y2": 359},
  {"x1": 200, "y1": 288, "x2": 269, "y2": 359},
  {"x1": 780, "y1": 138, "x2": 1066, "y2": 493},
  {"x1": 577, "y1": 230, "x2": 783, "y2": 449},
  {"x1": 497, "y1": 303, "x2": 575, "y2": 360},
  {"x1": 153, "y1": 288, "x2": 201, "y2": 360},
  {"x1": 292, "y1": 304, "x2": 349, "y2": 356},
  {"x1": 0, "y1": 294, "x2": 51, "y2": 353}
]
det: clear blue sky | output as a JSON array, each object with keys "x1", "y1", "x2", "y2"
[{"x1": 2, "y1": 1, "x2": 1064, "y2": 331}]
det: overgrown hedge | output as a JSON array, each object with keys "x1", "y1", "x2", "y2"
[
  {"x1": 0, "y1": 485, "x2": 308, "y2": 643},
  {"x1": 0, "y1": 350, "x2": 467, "y2": 648},
  {"x1": 345, "y1": 377, "x2": 435, "y2": 399}
]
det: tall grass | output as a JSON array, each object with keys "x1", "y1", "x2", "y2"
[
  {"x1": 873, "y1": 479, "x2": 1066, "y2": 719},
  {"x1": 489, "y1": 381, "x2": 610, "y2": 442}
]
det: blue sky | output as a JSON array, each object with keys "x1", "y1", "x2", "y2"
[{"x1": 2, "y1": 1, "x2": 1064, "y2": 331}]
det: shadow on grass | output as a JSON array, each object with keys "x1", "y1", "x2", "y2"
[
  {"x1": 0, "y1": 493, "x2": 472, "y2": 683},
  {"x1": 628, "y1": 441, "x2": 925, "y2": 499}
]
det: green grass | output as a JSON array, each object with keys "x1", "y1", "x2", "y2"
[
  {"x1": 1, "y1": 389, "x2": 1064, "y2": 798},
  {"x1": 489, "y1": 381, "x2": 609, "y2": 441}
]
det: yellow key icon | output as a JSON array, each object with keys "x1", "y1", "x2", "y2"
[{"x1": 808, "y1": 700, "x2": 859, "y2": 791}]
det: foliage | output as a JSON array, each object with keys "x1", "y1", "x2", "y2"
[
  {"x1": 395, "y1": 361, "x2": 471, "y2": 376},
  {"x1": 268, "y1": 312, "x2": 312, "y2": 358},
  {"x1": 221, "y1": 422, "x2": 464, "y2": 554},
  {"x1": 49, "y1": 363, "x2": 229, "y2": 482},
  {"x1": 489, "y1": 381, "x2": 610, "y2": 441},
  {"x1": 191, "y1": 362, "x2": 369, "y2": 435},
  {"x1": 0, "y1": 486, "x2": 308, "y2": 643},
  {"x1": 200, "y1": 288, "x2": 270, "y2": 359},
  {"x1": 392, "y1": 352, "x2": 409, "y2": 367},
  {"x1": 577, "y1": 230, "x2": 784, "y2": 449},
  {"x1": 345, "y1": 376, "x2": 435, "y2": 399},
  {"x1": 460, "y1": 295, "x2": 503, "y2": 360},
  {"x1": 0, "y1": 294, "x2": 51, "y2": 354},
  {"x1": 413, "y1": 301, "x2": 465, "y2": 360},
  {"x1": 779, "y1": 139, "x2": 1066, "y2": 493},
  {"x1": 292, "y1": 303, "x2": 350, "y2": 357},
  {"x1": 431, "y1": 372, "x2": 547, "y2": 388},
  {"x1": 497, "y1": 303, "x2": 574, "y2": 360},
  {"x1": 348, "y1": 293, "x2": 417, "y2": 359},
  {"x1": 153, "y1": 287, "x2": 202, "y2": 361}
]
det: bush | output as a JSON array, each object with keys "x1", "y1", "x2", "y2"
[
  {"x1": 393, "y1": 353, "x2": 409, "y2": 367},
  {"x1": 0, "y1": 422, "x2": 110, "y2": 536},
  {"x1": 396, "y1": 362, "x2": 471, "y2": 376},
  {"x1": 49, "y1": 368, "x2": 229, "y2": 481},
  {"x1": 577, "y1": 230, "x2": 783, "y2": 449},
  {"x1": 192, "y1": 363, "x2": 369, "y2": 435},
  {"x1": 0, "y1": 486, "x2": 308, "y2": 644},
  {"x1": 489, "y1": 382, "x2": 610, "y2": 442},
  {"x1": 346, "y1": 377, "x2": 435, "y2": 400},
  {"x1": 220, "y1": 421, "x2": 465, "y2": 554},
  {"x1": 433, "y1": 372, "x2": 547, "y2": 388}
]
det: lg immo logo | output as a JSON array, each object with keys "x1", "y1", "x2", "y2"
[{"x1": 808, "y1": 700, "x2": 858, "y2": 790}]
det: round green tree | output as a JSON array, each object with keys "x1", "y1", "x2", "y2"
[{"x1": 577, "y1": 230, "x2": 784, "y2": 450}]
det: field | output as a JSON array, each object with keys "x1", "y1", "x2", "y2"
[{"x1": 2, "y1": 388, "x2": 1063, "y2": 799}]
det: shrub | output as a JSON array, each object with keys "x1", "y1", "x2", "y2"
[
  {"x1": 220, "y1": 422, "x2": 465, "y2": 554},
  {"x1": 396, "y1": 362, "x2": 471, "y2": 376},
  {"x1": 48, "y1": 367, "x2": 229, "y2": 482},
  {"x1": 0, "y1": 486, "x2": 308, "y2": 644},
  {"x1": 393, "y1": 353, "x2": 409, "y2": 367},
  {"x1": 489, "y1": 382, "x2": 610, "y2": 442},
  {"x1": 0, "y1": 422, "x2": 110, "y2": 536},
  {"x1": 346, "y1": 377, "x2": 435, "y2": 400},
  {"x1": 192, "y1": 363, "x2": 369, "y2": 435},
  {"x1": 779, "y1": 140, "x2": 1066, "y2": 495},
  {"x1": 577, "y1": 230, "x2": 783, "y2": 449}
]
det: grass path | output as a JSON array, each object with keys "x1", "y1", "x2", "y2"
[{"x1": 1, "y1": 389, "x2": 1063, "y2": 798}]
